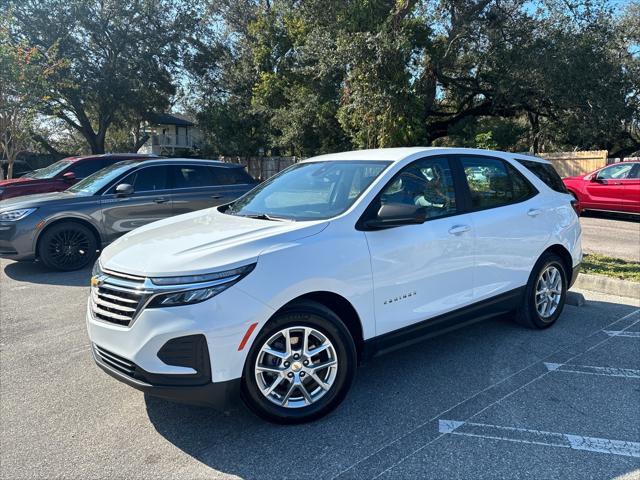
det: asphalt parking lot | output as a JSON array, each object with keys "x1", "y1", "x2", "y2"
[
  {"x1": 1, "y1": 259, "x2": 639, "y2": 480},
  {"x1": 580, "y1": 213, "x2": 640, "y2": 262}
]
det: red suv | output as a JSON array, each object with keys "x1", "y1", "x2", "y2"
[
  {"x1": 0, "y1": 153, "x2": 158, "y2": 201},
  {"x1": 562, "y1": 161, "x2": 640, "y2": 215}
]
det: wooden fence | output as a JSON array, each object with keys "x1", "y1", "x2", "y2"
[
  {"x1": 219, "y1": 156, "x2": 299, "y2": 181},
  {"x1": 539, "y1": 150, "x2": 608, "y2": 178}
]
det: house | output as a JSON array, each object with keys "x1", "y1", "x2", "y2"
[{"x1": 137, "y1": 113, "x2": 203, "y2": 155}]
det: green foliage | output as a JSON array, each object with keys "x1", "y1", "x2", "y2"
[
  {"x1": 581, "y1": 254, "x2": 640, "y2": 283},
  {"x1": 190, "y1": 0, "x2": 639, "y2": 157},
  {"x1": 6, "y1": 0, "x2": 198, "y2": 153}
]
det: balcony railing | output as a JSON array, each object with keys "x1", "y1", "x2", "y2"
[{"x1": 151, "y1": 133, "x2": 193, "y2": 149}]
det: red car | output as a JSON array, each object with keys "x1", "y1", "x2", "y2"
[
  {"x1": 0, "y1": 153, "x2": 158, "y2": 201},
  {"x1": 563, "y1": 161, "x2": 640, "y2": 215}
]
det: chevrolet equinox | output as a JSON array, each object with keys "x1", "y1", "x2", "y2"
[{"x1": 87, "y1": 148, "x2": 582, "y2": 423}]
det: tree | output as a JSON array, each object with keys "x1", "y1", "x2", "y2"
[
  {"x1": 6, "y1": 0, "x2": 198, "y2": 154},
  {"x1": 191, "y1": 0, "x2": 639, "y2": 156},
  {"x1": 0, "y1": 17, "x2": 65, "y2": 179}
]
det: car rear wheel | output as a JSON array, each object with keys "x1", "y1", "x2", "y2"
[
  {"x1": 515, "y1": 252, "x2": 568, "y2": 329},
  {"x1": 241, "y1": 300, "x2": 356, "y2": 424},
  {"x1": 38, "y1": 222, "x2": 98, "y2": 271}
]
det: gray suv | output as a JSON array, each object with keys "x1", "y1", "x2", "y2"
[{"x1": 0, "y1": 158, "x2": 257, "y2": 271}]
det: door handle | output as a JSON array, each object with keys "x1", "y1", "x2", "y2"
[
  {"x1": 153, "y1": 197, "x2": 168, "y2": 204},
  {"x1": 527, "y1": 208, "x2": 542, "y2": 217},
  {"x1": 210, "y1": 195, "x2": 223, "y2": 199},
  {"x1": 448, "y1": 225, "x2": 471, "y2": 235}
]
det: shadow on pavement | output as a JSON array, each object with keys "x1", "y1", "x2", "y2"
[
  {"x1": 2, "y1": 260, "x2": 92, "y2": 287},
  {"x1": 143, "y1": 298, "x2": 639, "y2": 479}
]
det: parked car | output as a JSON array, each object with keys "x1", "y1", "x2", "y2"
[
  {"x1": 86, "y1": 148, "x2": 581, "y2": 424},
  {"x1": 0, "y1": 159, "x2": 35, "y2": 179},
  {"x1": 562, "y1": 161, "x2": 640, "y2": 215},
  {"x1": 0, "y1": 153, "x2": 158, "y2": 201},
  {"x1": 0, "y1": 158, "x2": 256, "y2": 270}
]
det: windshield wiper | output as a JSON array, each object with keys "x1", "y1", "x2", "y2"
[{"x1": 235, "y1": 213, "x2": 292, "y2": 222}]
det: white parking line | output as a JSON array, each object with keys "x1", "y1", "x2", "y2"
[
  {"x1": 604, "y1": 330, "x2": 640, "y2": 338},
  {"x1": 439, "y1": 420, "x2": 640, "y2": 458},
  {"x1": 544, "y1": 362, "x2": 640, "y2": 378}
]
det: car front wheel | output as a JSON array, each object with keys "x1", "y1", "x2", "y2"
[
  {"x1": 38, "y1": 222, "x2": 98, "y2": 271},
  {"x1": 241, "y1": 301, "x2": 356, "y2": 424}
]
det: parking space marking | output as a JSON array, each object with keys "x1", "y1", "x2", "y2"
[
  {"x1": 544, "y1": 362, "x2": 640, "y2": 378},
  {"x1": 604, "y1": 330, "x2": 640, "y2": 338},
  {"x1": 438, "y1": 420, "x2": 640, "y2": 458}
]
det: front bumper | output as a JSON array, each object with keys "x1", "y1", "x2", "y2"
[
  {"x1": 87, "y1": 284, "x2": 275, "y2": 407},
  {"x1": 0, "y1": 218, "x2": 39, "y2": 260},
  {"x1": 92, "y1": 343, "x2": 240, "y2": 408}
]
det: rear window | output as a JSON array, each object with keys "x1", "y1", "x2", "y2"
[{"x1": 517, "y1": 159, "x2": 567, "y2": 193}]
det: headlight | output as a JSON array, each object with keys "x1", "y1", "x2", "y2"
[
  {"x1": 0, "y1": 208, "x2": 37, "y2": 221},
  {"x1": 148, "y1": 264, "x2": 256, "y2": 307}
]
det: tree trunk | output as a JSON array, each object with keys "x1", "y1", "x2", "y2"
[{"x1": 7, "y1": 158, "x2": 14, "y2": 180}]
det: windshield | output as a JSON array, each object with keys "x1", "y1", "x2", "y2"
[
  {"x1": 29, "y1": 160, "x2": 73, "y2": 179},
  {"x1": 226, "y1": 161, "x2": 390, "y2": 221},
  {"x1": 66, "y1": 161, "x2": 134, "y2": 196}
]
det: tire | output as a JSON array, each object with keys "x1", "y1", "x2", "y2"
[
  {"x1": 38, "y1": 221, "x2": 98, "y2": 271},
  {"x1": 241, "y1": 300, "x2": 357, "y2": 424},
  {"x1": 515, "y1": 252, "x2": 568, "y2": 329}
]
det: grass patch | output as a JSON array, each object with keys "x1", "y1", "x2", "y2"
[{"x1": 581, "y1": 254, "x2": 640, "y2": 283}]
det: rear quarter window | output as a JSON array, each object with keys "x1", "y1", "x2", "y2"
[{"x1": 517, "y1": 159, "x2": 567, "y2": 193}]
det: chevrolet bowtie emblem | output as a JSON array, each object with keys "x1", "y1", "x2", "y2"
[{"x1": 90, "y1": 276, "x2": 100, "y2": 287}]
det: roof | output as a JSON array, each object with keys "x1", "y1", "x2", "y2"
[
  {"x1": 127, "y1": 158, "x2": 243, "y2": 168},
  {"x1": 305, "y1": 147, "x2": 547, "y2": 163},
  {"x1": 146, "y1": 113, "x2": 195, "y2": 127},
  {"x1": 62, "y1": 153, "x2": 160, "y2": 162}
]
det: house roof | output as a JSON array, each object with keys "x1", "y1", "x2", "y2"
[{"x1": 146, "y1": 113, "x2": 195, "y2": 127}]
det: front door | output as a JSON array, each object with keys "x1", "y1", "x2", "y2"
[
  {"x1": 584, "y1": 163, "x2": 635, "y2": 211},
  {"x1": 99, "y1": 165, "x2": 173, "y2": 243},
  {"x1": 364, "y1": 156, "x2": 475, "y2": 335}
]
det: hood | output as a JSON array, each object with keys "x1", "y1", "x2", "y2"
[
  {"x1": 562, "y1": 175, "x2": 585, "y2": 183},
  {"x1": 0, "y1": 191, "x2": 88, "y2": 210},
  {"x1": 100, "y1": 208, "x2": 329, "y2": 277},
  {"x1": 0, "y1": 176, "x2": 47, "y2": 187}
]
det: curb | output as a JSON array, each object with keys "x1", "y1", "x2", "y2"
[{"x1": 572, "y1": 273, "x2": 639, "y2": 299}]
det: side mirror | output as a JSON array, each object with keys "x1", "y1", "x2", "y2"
[
  {"x1": 364, "y1": 203, "x2": 427, "y2": 230},
  {"x1": 590, "y1": 175, "x2": 605, "y2": 184},
  {"x1": 62, "y1": 171, "x2": 76, "y2": 182},
  {"x1": 115, "y1": 183, "x2": 134, "y2": 197}
]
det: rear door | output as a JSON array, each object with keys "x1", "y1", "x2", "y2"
[
  {"x1": 620, "y1": 163, "x2": 640, "y2": 213},
  {"x1": 99, "y1": 165, "x2": 173, "y2": 242},
  {"x1": 171, "y1": 164, "x2": 255, "y2": 215},
  {"x1": 458, "y1": 155, "x2": 548, "y2": 300},
  {"x1": 584, "y1": 163, "x2": 634, "y2": 211}
]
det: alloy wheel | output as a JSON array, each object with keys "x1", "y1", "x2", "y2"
[
  {"x1": 47, "y1": 229, "x2": 91, "y2": 269},
  {"x1": 254, "y1": 326, "x2": 338, "y2": 408},
  {"x1": 535, "y1": 265, "x2": 562, "y2": 319}
]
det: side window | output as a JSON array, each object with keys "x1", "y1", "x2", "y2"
[
  {"x1": 596, "y1": 163, "x2": 634, "y2": 180},
  {"x1": 67, "y1": 160, "x2": 107, "y2": 179},
  {"x1": 215, "y1": 167, "x2": 254, "y2": 185},
  {"x1": 174, "y1": 165, "x2": 217, "y2": 188},
  {"x1": 517, "y1": 159, "x2": 567, "y2": 193},
  {"x1": 461, "y1": 156, "x2": 536, "y2": 210},
  {"x1": 129, "y1": 166, "x2": 169, "y2": 192},
  {"x1": 379, "y1": 157, "x2": 457, "y2": 220},
  {"x1": 629, "y1": 164, "x2": 640, "y2": 179}
]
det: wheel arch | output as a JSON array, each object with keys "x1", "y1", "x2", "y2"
[
  {"x1": 258, "y1": 291, "x2": 365, "y2": 361},
  {"x1": 35, "y1": 217, "x2": 102, "y2": 259},
  {"x1": 542, "y1": 244, "x2": 573, "y2": 280}
]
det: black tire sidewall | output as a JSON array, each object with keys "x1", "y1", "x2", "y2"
[
  {"x1": 38, "y1": 222, "x2": 98, "y2": 271},
  {"x1": 241, "y1": 303, "x2": 356, "y2": 424},
  {"x1": 525, "y1": 254, "x2": 568, "y2": 329}
]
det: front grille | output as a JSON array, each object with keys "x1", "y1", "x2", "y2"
[
  {"x1": 91, "y1": 269, "x2": 149, "y2": 327},
  {"x1": 94, "y1": 344, "x2": 136, "y2": 377}
]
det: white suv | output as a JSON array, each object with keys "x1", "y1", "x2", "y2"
[{"x1": 87, "y1": 148, "x2": 582, "y2": 423}]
